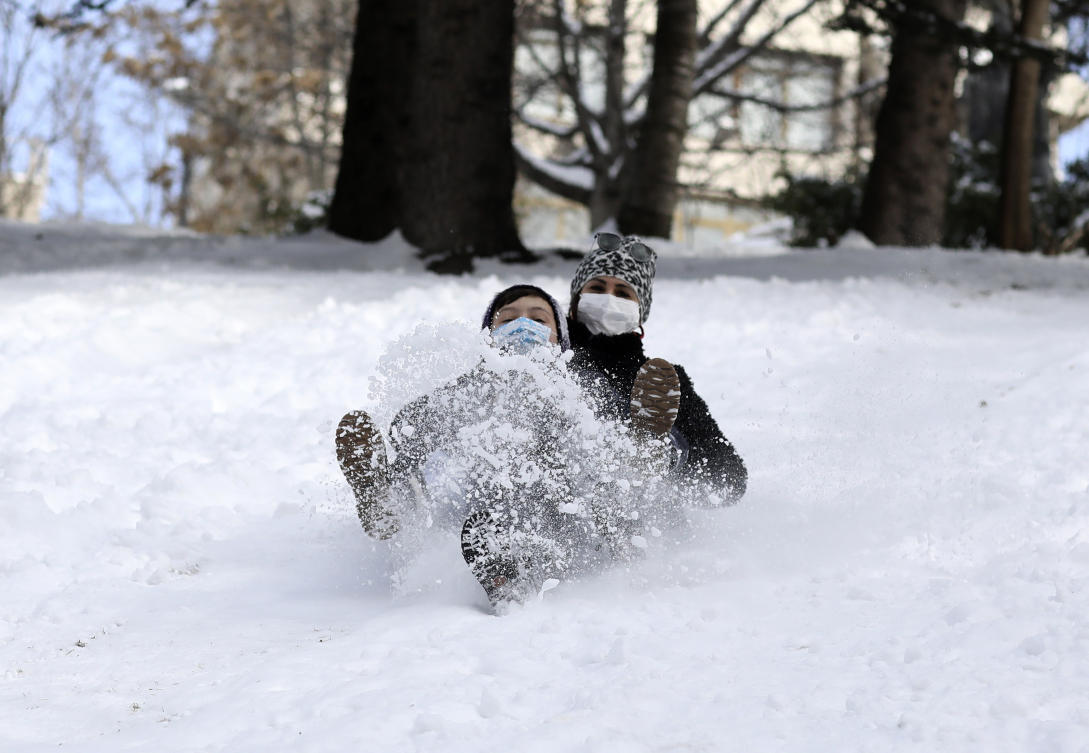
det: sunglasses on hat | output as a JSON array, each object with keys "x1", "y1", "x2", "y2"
[{"x1": 594, "y1": 232, "x2": 654, "y2": 262}]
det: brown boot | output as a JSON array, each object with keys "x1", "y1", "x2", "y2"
[
  {"x1": 335, "y1": 410, "x2": 399, "y2": 539},
  {"x1": 630, "y1": 358, "x2": 681, "y2": 438}
]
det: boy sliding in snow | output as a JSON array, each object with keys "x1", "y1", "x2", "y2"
[{"x1": 336, "y1": 284, "x2": 684, "y2": 609}]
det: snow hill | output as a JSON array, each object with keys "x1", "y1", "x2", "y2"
[{"x1": 2, "y1": 218, "x2": 1088, "y2": 752}]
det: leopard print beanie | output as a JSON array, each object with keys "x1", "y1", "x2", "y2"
[{"x1": 569, "y1": 236, "x2": 657, "y2": 324}]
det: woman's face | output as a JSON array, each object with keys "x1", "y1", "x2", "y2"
[
  {"x1": 577, "y1": 276, "x2": 639, "y2": 307},
  {"x1": 491, "y1": 295, "x2": 559, "y2": 344}
]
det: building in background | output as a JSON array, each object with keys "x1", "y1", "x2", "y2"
[
  {"x1": 514, "y1": 1, "x2": 1089, "y2": 247},
  {"x1": 0, "y1": 141, "x2": 49, "y2": 223}
]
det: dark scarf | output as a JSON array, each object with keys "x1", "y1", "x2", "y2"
[
  {"x1": 567, "y1": 316, "x2": 748, "y2": 500},
  {"x1": 567, "y1": 317, "x2": 645, "y2": 385}
]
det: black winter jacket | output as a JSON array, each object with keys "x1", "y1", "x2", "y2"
[{"x1": 567, "y1": 318, "x2": 747, "y2": 502}]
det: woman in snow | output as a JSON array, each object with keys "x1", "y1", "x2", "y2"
[
  {"x1": 567, "y1": 232, "x2": 748, "y2": 503},
  {"x1": 337, "y1": 284, "x2": 632, "y2": 607}
]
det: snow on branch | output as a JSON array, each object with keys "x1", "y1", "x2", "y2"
[
  {"x1": 516, "y1": 110, "x2": 580, "y2": 139},
  {"x1": 545, "y1": 146, "x2": 592, "y2": 168},
  {"x1": 587, "y1": 117, "x2": 610, "y2": 159},
  {"x1": 513, "y1": 142, "x2": 594, "y2": 204},
  {"x1": 694, "y1": 0, "x2": 822, "y2": 97},
  {"x1": 557, "y1": 3, "x2": 583, "y2": 37}
]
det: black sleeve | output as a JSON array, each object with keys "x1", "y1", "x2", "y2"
[
  {"x1": 673, "y1": 365, "x2": 747, "y2": 503},
  {"x1": 385, "y1": 369, "x2": 482, "y2": 481},
  {"x1": 572, "y1": 366, "x2": 627, "y2": 422},
  {"x1": 387, "y1": 392, "x2": 438, "y2": 481}
]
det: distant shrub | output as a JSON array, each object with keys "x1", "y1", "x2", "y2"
[
  {"x1": 287, "y1": 190, "x2": 333, "y2": 234},
  {"x1": 1034, "y1": 157, "x2": 1089, "y2": 254},
  {"x1": 767, "y1": 139, "x2": 1089, "y2": 254},
  {"x1": 765, "y1": 173, "x2": 861, "y2": 247},
  {"x1": 943, "y1": 134, "x2": 999, "y2": 249}
]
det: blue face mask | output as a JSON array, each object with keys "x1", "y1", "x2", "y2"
[{"x1": 491, "y1": 317, "x2": 553, "y2": 353}]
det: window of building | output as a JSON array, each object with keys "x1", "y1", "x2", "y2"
[{"x1": 736, "y1": 53, "x2": 840, "y2": 152}]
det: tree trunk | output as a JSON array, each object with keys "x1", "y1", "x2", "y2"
[
  {"x1": 997, "y1": 0, "x2": 1050, "y2": 251},
  {"x1": 589, "y1": 183, "x2": 623, "y2": 230},
  {"x1": 591, "y1": 0, "x2": 628, "y2": 231},
  {"x1": 617, "y1": 0, "x2": 698, "y2": 239},
  {"x1": 0, "y1": 105, "x2": 8, "y2": 217},
  {"x1": 397, "y1": 0, "x2": 524, "y2": 271},
  {"x1": 327, "y1": 0, "x2": 414, "y2": 241},
  {"x1": 330, "y1": 0, "x2": 523, "y2": 270},
  {"x1": 858, "y1": 0, "x2": 968, "y2": 247}
]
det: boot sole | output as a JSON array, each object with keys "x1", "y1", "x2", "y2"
[
  {"x1": 336, "y1": 410, "x2": 398, "y2": 539},
  {"x1": 461, "y1": 512, "x2": 519, "y2": 607},
  {"x1": 630, "y1": 357, "x2": 681, "y2": 437}
]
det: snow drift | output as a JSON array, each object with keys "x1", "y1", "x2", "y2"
[{"x1": 2, "y1": 219, "x2": 1088, "y2": 751}]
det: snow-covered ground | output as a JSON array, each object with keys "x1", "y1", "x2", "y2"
[{"x1": 2, "y1": 219, "x2": 1088, "y2": 752}]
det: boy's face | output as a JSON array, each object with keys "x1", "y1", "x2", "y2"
[{"x1": 491, "y1": 295, "x2": 559, "y2": 344}]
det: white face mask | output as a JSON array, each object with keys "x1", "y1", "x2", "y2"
[{"x1": 577, "y1": 293, "x2": 641, "y2": 336}]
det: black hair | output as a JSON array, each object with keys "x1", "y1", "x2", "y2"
[{"x1": 486, "y1": 285, "x2": 554, "y2": 324}]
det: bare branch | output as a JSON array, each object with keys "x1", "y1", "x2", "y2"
[
  {"x1": 518, "y1": 27, "x2": 563, "y2": 81},
  {"x1": 703, "y1": 75, "x2": 886, "y2": 114},
  {"x1": 622, "y1": 70, "x2": 650, "y2": 111},
  {"x1": 515, "y1": 109, "x2": 580, "y2": 139},
  {"x1": 513, "y1": 140, "x2": 593, "y2": 205},
  {"x1": 698, "y1": 0, "x2": 751, "y2": 47},
  {"x1": 551, "y1": 0, "x2": 606, "y2": 167},
  {"x1": 168, "y1": 87, "x2": 339, "y2": 159},
  {"x1": 601, "y1": 0, "x2": 628, "y2": 156},
  {"x1": 695, "y1": 0, "x2": 768, "y2": 75},
  {"x1": 694, "y1": 0, "x2": 823, "y2": 97}
]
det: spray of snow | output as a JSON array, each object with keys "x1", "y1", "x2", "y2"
[{"x1": 361, "y1": 323, "x2": 694, "y2": 597}]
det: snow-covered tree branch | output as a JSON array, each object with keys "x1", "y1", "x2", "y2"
[{"x1": 512, "y1": 0, "x2": 835, "y2": 232}]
